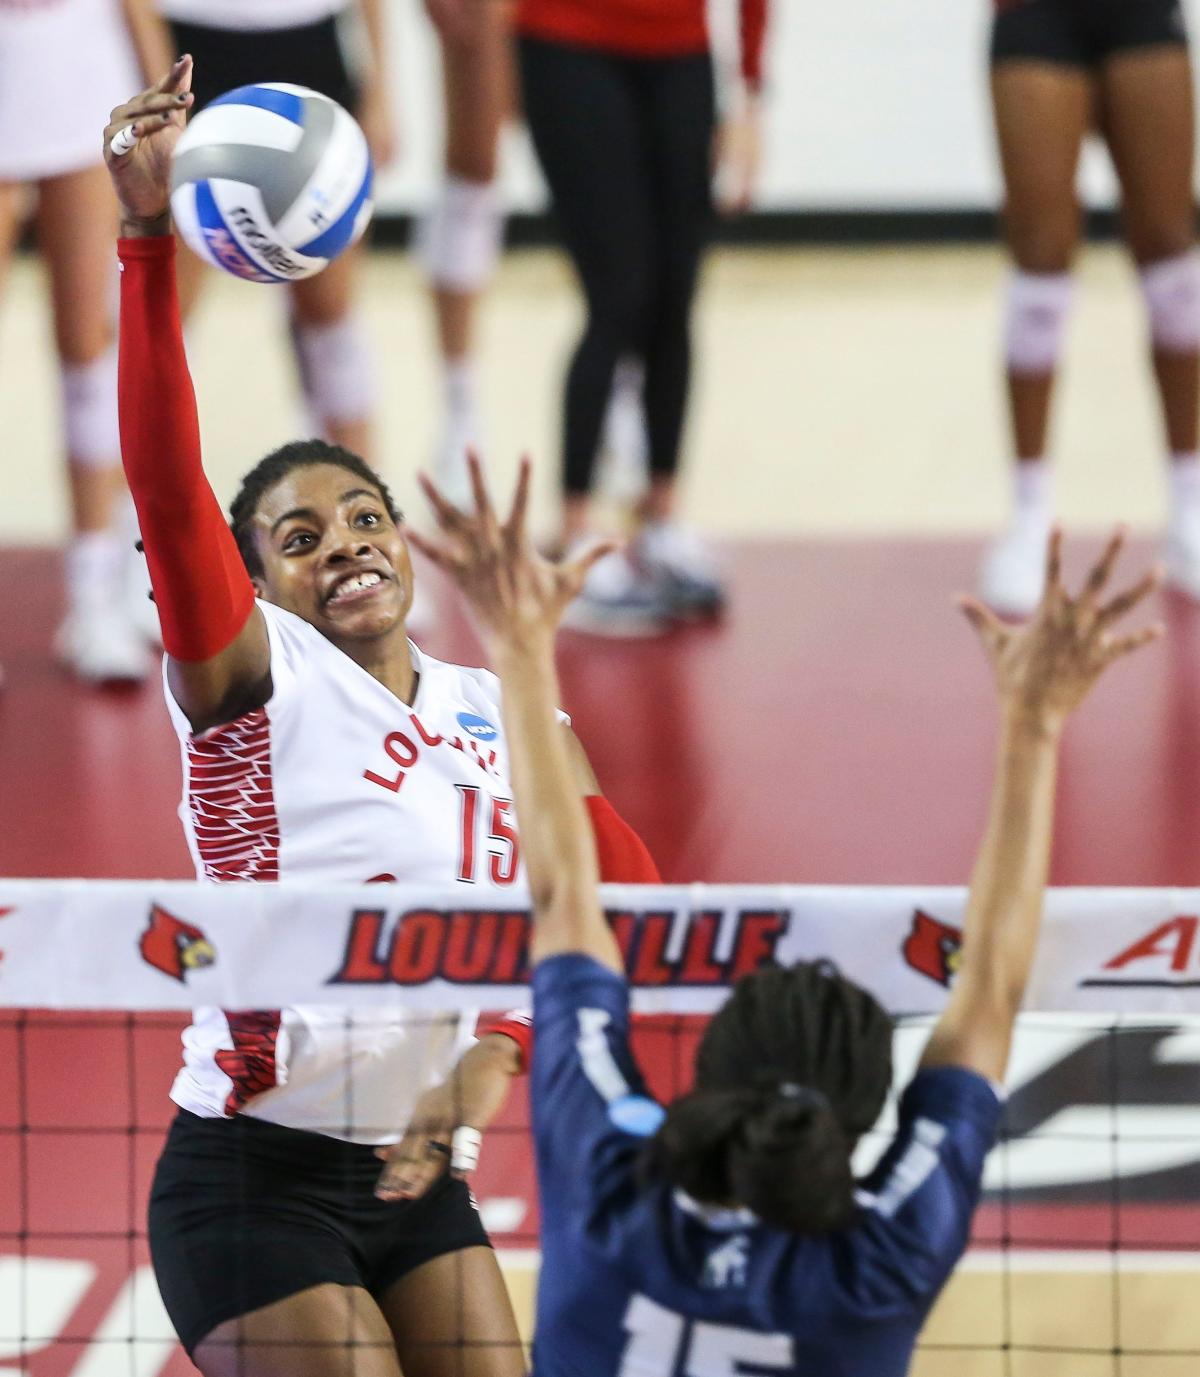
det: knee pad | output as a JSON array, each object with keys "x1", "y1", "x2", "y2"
[
  {"x1": 1004, "y1": 270, "x2": 1074, "y2": 375},
  {"x1": 290, "y1": 314, "x2": 377, "y2": 426},
  {"x1": 1140, "y1": 250, "x2": 1200, "y2": 354},
  {"x1": 416, "y1": 175, "x2": 504, "y2": 292},
  {"x1": 60, "y1": 344, "x2": 119, "y2": 470}
]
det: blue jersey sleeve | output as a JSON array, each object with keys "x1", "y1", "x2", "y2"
[
  {"x1": 838, "y1": 1066, "x2": 1002, "y2": 1315},
  {"x1": 530, "y1": 954, "x2": 663, "y2": 1224}
]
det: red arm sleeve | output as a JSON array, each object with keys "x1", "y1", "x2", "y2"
[
  {"x1": 740, "y1": 0, "x2": 768, "y2": 89},
  {"x1": 118, "y1": 237, "x2": 256, "y2": 662},
  {"x1": 478, "y1": 795, "x2": 660, "y2": 1069}
]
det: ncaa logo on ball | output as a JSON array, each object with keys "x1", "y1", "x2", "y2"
[{"x1": 457, "y1": 712, "x2": 498, "y2": 741}]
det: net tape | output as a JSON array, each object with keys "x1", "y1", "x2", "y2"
[{"x1": 0, "y1": 881, "x2": 1197, "y2": 1012}]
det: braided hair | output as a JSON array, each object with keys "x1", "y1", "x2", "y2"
[
  {"x1": 228, "y1": 440, "x2": 401, "y2": 579},
  {"x1": 648, "y1": 962, "x2": 893, "y2": 1233}
]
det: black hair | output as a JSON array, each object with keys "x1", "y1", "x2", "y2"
[
  {"x1": 228, "y1": 439, "x2": 401, "y2": 579},
  {"x1": 647, "y1": 961, "x2": 893, "y2": 1234}
]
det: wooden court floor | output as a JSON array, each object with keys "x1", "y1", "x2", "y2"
[{"x1": 2, "y1": 244, "x2": 1197, "y2": 1374}]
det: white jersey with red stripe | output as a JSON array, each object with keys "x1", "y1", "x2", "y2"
[
  {"x1": 0, "y1": 0, "x2": 140, "y2": 181},
  {"x1": 165, "y1": 599, "x2": 553, "y2": 1144}
]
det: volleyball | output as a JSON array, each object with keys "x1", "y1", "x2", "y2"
[{"x1": 169, "y1": 83, "x2": 373, "y2": 283}]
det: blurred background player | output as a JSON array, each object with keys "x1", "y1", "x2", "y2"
[
  {"x1": 156, "y1": 0, "x2": 396, "y2": 462},
  {"x1": 0, "y1": 0, "x2": 169, "y2": 683},
  {"x1": 411, "y1": 461, "x2": 1162, "y2": 1375},
  {"x1": 981, "y1": 0, "x2": 1199, "y2": 616},
  {"x1": 419, "y1": 0, "x2": 513, "y2": 505},
  {"x1": 515, "y1": 0, "x2": 768, "y2": 634}
]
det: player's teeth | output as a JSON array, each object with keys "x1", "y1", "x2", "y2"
[{"x1": 333, "y1": 572, "x2": 381, "y2": 600}]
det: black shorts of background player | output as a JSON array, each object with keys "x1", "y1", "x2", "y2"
[{"x1": 979, "y1": 0, "x2": 1199, "y2": 617}]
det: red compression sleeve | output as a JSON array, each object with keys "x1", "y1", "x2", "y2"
[
  {"x1": 585, "y1": 794, "x2": 662, "y2": 883},
  {"x1": 479, "y1": 797, "x2": 659, "y2": 1069},
  {"x1": 118, "y1": 237, "x2": 256, "y2": 661}
]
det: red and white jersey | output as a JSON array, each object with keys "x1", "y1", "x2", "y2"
[
  {"x1": 0, "y1": 0, "x2": 140, "y2": 180},
  {"x1": 165, "y1": 600, "x2": 557, "y2": 1143}
]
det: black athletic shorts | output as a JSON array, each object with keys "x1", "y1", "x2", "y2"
[
  {"x1": 991, "y1": 0, "x2": 1188, "y2": 68},
  {"x1": 148, "y1": 1109, "x2": 492, "y2": 1356},
  {"x1": 168, "y1": 14, "x2": 359, "y2": 116}
]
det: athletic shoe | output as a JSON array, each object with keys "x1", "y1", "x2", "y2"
[
  {"x1": 1165, "y1": 508, "x2": 1200, "y2": 601},
  {"x1": 561, "y1": 547, "x2": 674, "y2": 638},
  {"x1": 637, "y1": 520, "x2": 726, "y2": 619},
  {"x1": 978, "y1": 515, "x2": 1050, "y2": 619},
  {"x1": 56, "y1": 594, "x2": 149, "y2": 684}
]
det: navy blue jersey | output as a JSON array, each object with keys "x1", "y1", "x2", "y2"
[{"x1": 530, "y1": 954, "x2": 1002, "y2": 1377}]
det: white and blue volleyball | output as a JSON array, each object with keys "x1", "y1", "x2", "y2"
[{"x1": 169, "y1": 83, "x2": 373, "y2": 283}]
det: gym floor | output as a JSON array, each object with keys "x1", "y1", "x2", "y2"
[{"x1": 1, "y1": 242, "x2": 1197, "y2": 1376}]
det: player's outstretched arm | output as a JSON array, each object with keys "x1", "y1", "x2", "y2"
[
  {"x1": 922, "y1": 530, "x2": 1162, "y2": 1083},
  {"x1": 410, "y1": 455, "x2": 623, "y2": 971},
  {"x1": 107, "y1": 60, "x2": 271, "y2": 732}
]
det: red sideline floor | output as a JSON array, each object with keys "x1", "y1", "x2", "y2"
[{"x1": 2, "y1": 538, "x2": 1197, "y2": 1375}]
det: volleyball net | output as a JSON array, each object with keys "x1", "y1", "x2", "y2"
[{"x1": 1, "y1": 881, "x2": 1197, "y2": 1375}]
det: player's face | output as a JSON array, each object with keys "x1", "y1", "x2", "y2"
[{"x1": 250, "y1": 465, "x2": 413, "y2": 641}]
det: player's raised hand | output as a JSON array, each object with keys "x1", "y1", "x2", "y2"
[
  {"x1": 410, "y1": 453, "x2": 615, "y2": 651},
  {"x1": 104, "y1": 56, "x2": 194, "y2": 225},
  {"x1": 958, "y1": 527, "x2": 1163, "y2": 730}
]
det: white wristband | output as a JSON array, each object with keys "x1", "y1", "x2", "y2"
[
  {"x1": 110, "y1": 125, "x2": 138, "y2": 157},
  {"x1": 450, "y1": 1125, "x2": 482, "y2": 1174}
]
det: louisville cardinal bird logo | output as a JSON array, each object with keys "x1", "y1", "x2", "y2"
[
  {"x1": 139, "y1": 904, "x2": 217, "y2": 981},
  {"x1": 903, "y1": 910, "x2": 963, "y2": 987}
]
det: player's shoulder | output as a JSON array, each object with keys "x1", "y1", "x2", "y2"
[
  {"x1": 896, "y1": 1064, "x2": 1003, "y2": 1131},
  {"x1": 412, "y1": 644, "x2": 501, "y2": 702}
]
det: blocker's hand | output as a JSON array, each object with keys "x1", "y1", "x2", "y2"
[
  {"x1": 409, "y1": 452, "x2": 614, "y2": 653},
  {"x1": 958, "y1": 527, "x2": 1163, "y2": 731},
  {"x1": 104, "y1": 55, "x2": 194, "y2": 224}
]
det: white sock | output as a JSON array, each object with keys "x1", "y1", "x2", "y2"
[
  {"x1": 1012, "y1": 459, "x2": 1052, "y2": 526},
  {"x1": 66, "y1": 531, "x2": 122, "y2": 604},
  {"x1": 444, "y1": 357, "x2": 476, "y2": 419},
  {"x1": 1169, "y1": 452, "x2": 1200, "y2": 518}
]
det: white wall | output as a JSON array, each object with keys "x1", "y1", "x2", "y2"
[{"x1": 372, "y1": 0, "x2": 1200, "y2": 215}]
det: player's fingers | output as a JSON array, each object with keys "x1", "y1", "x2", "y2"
[
  {"x1": 1041, "y1": 525, "x2": 1065, "y2": 602},
  {"x1": 1103, "y1": 622, "x2": 1165, "y2": 663},
  {"x1": 563, "y1": 539, "x2": 619, "y2": 593},
  {"x1": 1094, "y1": 566, "x2": 1162, "y2": 630},
  {"x1": 1077, "y1": 526, "x2": 1127, "y2": 610},
  {"x1": 503, "y1": 456, "x2": 532, "y2": 550},
  {"x1": 957, "y1": 594, "x2": 1006, "y2": 652},
  {"x1": 405, "y1": 526, "x2": 462, "y2": 575},
  {"x1": 466, "y1": 450, "x2": 497, "y2": 529},
  {"x1": 373, "y1": 1138, "x2": 424, "y2": 1199},
  {"x1": 154, "y1": 53, "x2": 193, "y2": 97},
  {"x1": 418, "y1": 471, "x2": 471, "y2": 533},
  {"x1": 374, "y1": 1136, "x2": 447, "y2": 1201}
]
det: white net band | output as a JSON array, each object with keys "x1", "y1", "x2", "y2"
[{"x1": 1, "y1": 881, "x2": 1196, "y2": 1012}]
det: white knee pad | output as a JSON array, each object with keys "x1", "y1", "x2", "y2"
[
  {"x1": 1004, "y1": 270, "x2": 1075, "y2": 375},
  {"x1": 416, "y1": 175, "x2": 504, "y2": 292},
  {"x1": 1141, "y1": 250, "x2": 1200, "y2": 354},
  {"x1": 60, "y1": 345, "x2": 119, "y2": 470},
  {"x1": 291, "y1": 314, "x2": 377, "y2": 426}
]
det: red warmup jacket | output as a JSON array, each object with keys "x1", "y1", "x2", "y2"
[{"x1": 516, "y1": 0, "x2": 769, "y2": 89}]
